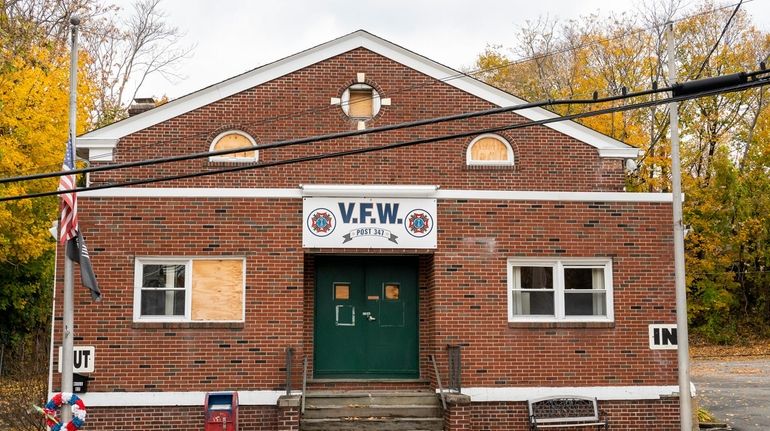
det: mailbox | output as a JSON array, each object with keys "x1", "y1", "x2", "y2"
[{"x1": 204, "y1": 392, "x2": 239, "y2": 431}]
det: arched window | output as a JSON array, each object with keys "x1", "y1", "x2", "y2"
[
  {"x1": 466, "y1": 134, "x2": 514, "y2": 166},
  {"x1": 209, "y1": 130, "x2": 258, "y2": 162}
]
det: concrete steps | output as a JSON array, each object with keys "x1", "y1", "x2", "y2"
[{"x1": 301, "y1": 391, "x2": 444, "y2": 431}]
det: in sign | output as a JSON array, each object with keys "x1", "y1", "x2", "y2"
[
  {"x1": 648, "y1": 324, "x2": 677, "y2": 350},
  {"x1": 58, "y1": 346, "x2": 95, "y2": 373}
]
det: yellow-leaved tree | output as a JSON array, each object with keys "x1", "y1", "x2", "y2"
[
  {"x1": 0, "y1": 8, "x2": 95, "y2": 371},
  {"x1": 474, "y1": 0, "x2": 770, "y2": 342}
]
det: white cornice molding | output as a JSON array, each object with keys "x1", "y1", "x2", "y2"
[
  {"x1": 76, "y1": 30, "x2": 637, "y2": 159},
  {"x1": 460, "y1": 384, "x2": 693, "y2": 402},
  {"x1": 54, "y1": 385, "x2": 691, "y2": 407},
  {"x1": 301, "y1": 184, "x2": 438, "y2": 198},
  {"x1": 59, "y1": 390, "x2": 284, "y2": 407},
  {"x1": 80, "y1": 187, "x2": 675, "y2": 203}
]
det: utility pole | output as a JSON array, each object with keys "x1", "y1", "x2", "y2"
[
  {"x1": 667, "y1": 21, "x2": 693, "y2": 431},
  {"x1": 61, "y1": 14, "x2": 80, "y2": 423}
]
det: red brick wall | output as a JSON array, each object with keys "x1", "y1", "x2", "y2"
[
  {"x1": 87, "y1": 405, "x2": 279, "y2": 430},
  {"x1": 53, "y1": 198, "x2": 306, "y2": 393},
  {"x1": 89, "y1": 48, "x2": 625, "y2": 193},
  {"x1": 52, "y1": 198, "x2": 676, "y2": 392},
  {"x1": 462, "y1": 398, "x2": 680, "y2": 431},
  {"x1": 433, "y1": 199, "x2": 678, "y2": 387}
]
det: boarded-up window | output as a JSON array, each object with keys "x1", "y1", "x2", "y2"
[
  {"x1": 135, "y1": 257, "x2": 245, "y2": 322},
  {"x1": 348, "y1": 89, "x2": 373, "y2": 118},
  {"x1": 191, "y1": 259, "x2": 244, "y2": 321},
  {"x1": 210, "y1": 131, "x2": 257, "y2": 161},
  {"x1": 467, "y1": 134, "x2": 514, "y2": 166},
  {"x1": 335, "y1": 283, "x2": 350, "y2": 300},
  {"x1": 341, "y1": 84, "x2": 380, "y2": 119}
]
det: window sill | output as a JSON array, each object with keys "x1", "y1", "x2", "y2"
[
  {"x1": 132, "y1": 321, "x2": 244, "y2": 329},
  {"x1": 508, "y1": 321, "x2": 615, "y2": 329},
  {"x1": 464, "y1": 164, "x2": 516, "y2": 171},
  {"x1": 207, "y1": 160, "x2": 259, "y2": 167}
]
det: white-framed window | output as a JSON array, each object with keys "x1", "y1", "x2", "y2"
[
  {"x1": 134, "y1": 257, "x2": 245, "y2": 322},
  {"x1": 209, "y1": 130, "x2": 258, "y2": 162},
  {"x1": 466, "y1": 134, "x2": 514, "y2": 166},
  {"x1": 507, "y1": 258, "x2": 614, "y2": 322}
]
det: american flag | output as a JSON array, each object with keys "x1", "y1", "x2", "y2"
[{"x1": 58, "y1": 138, "x2": 78, "y2": 243}]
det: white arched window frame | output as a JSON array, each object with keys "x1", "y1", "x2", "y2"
[
  {"x1": 208, "y1": 130, "x2": 258, "y2": 163},
  {"x1": 466, "y1": 133, "x2": 515, "y2": 166},
  {"x1": 340, "y1": 84, "x2": 381, "y2": 119}
]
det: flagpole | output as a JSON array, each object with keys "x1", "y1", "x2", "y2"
[{"x1": 61, "y1": 15, "x2": 79, "y2": 423}]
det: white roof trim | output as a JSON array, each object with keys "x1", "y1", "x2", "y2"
[
  {"x1": 60, "y1": 390, "x2": 284, "y2": 407},
  {"x1": 460, "y1": 385, "x2": 690, "y2": 402},
  {"x1": 79, "y1": 186, "x2": 675, "y2": 203},
  {"x1": 77, "y1": 30, "x2": 637, "y2": 159},
  {"x1": 301, "y1": 184, "x2": 439, "y2": 198}
]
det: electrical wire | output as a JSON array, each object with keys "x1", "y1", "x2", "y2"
[
  {"x1": 692, "y1": 0, "x2": 744, "y2": 79},
  {"x1": 15, "y1": 0, "x2": 755, "y2": 174},
  {"x1": 2, "y1": 72, "x2": 768, "y2": 203}
]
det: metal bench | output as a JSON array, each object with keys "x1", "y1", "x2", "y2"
[{"x1": 528, "y1": 395, "x2": 608, "y2": 430}]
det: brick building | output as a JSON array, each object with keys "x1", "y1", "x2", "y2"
[{"x1": 52, "y1": 30, "x2": 682, "y2": 430}]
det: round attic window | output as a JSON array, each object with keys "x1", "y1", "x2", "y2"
[{"x1": 341, "y1": 84, "x2": 381, "y2": 119}]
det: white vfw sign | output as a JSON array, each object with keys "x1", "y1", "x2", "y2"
[{"x1": 303, "y1": 197, "x2": 437, "y2": 249}]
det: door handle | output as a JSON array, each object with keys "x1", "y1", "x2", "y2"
[{"x1": 361, "y1": 311, "x2": 376, "y2": 321}]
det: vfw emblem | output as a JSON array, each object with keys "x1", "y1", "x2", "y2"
[
  {"x1": 405, "y1": 209, "x2": 433, "y2": 237},
  {"x1": 308, "y1": 208, "x2": 336, "y2": 237}
]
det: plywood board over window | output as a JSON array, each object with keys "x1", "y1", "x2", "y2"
[
  {"x1": 348, "y1": 89, "x2": 373, "y2": 118},
  {"x1": 466, "y1": 134, "x2": 514, "y2": 166},
  {"x1": 191, "y1": 259, "x2": 244, "y2": 321},
  {"x1": 213, "y1": 133, "x2": 257, "y2": 159},
  {"x1": 471, "y1": 137, "x2": 508, "y2": 161}
]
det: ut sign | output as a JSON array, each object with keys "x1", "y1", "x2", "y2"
[
  {"x1": 303, "y1": 197, "x2": 437, "y2": 249},
  {"x1": 648, "y1": 324, "x2": 678, "y2": 350},
  {"x1": 58, "y1": 346, "x2": 95, "y2": 373}
]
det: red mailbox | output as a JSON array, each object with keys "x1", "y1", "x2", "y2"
[{"x1": 204, "y1": 392, "x2": 238, "y2": 431}]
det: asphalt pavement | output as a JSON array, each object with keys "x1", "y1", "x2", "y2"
[{"x1": 691, "y1": 357, "x2": 770, "y2": 430}]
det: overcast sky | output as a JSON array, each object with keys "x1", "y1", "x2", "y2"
[{"x1": 112, "y1": 0, "x2": 770, "y2": 101}]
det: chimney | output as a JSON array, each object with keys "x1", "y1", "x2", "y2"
[{"x1": 128, "y1": 97, "x2": 156, "y2": 116}]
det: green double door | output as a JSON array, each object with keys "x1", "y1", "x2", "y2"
[{"x1": 314, "y1": 256, "x2": 419, "y2": 379}]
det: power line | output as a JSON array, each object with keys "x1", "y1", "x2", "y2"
[
  {"x1": 693, "y1": 0, "x2": 744, "y2": 79},
  {"x1": 14, "y1": 0, "x2": 755, "y2": 174},
  {"x1": 2, "y1": 71, "x2": 767, "y2": 203}
]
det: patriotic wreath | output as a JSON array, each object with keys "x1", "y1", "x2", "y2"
[{"x1": 43, "y1": 392, "x2": 86, "y2": 430}]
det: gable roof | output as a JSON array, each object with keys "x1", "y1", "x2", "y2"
[{"x1": 77, "y1": 30, "x2": 639, "y2": 159}]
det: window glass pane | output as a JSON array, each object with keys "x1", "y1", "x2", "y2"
[
  {"x1": 564, "y1": 267, "x2": 604, "y2": 290},
  {"x1": 519, "y1": 266, "x2": 553, "y2": 290},
  {"x1": 142, "y1": 264, "x2": 185, "y2": 288},
  {"x1": 565, "y1": 291, "x2": 607, "y2": 316},
  {"x1": 512, "y1": 291, "x2": 555, "y2": 316},
  {"x1": 141, "y1": 290, "x2": 185, "y2": 316}
]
